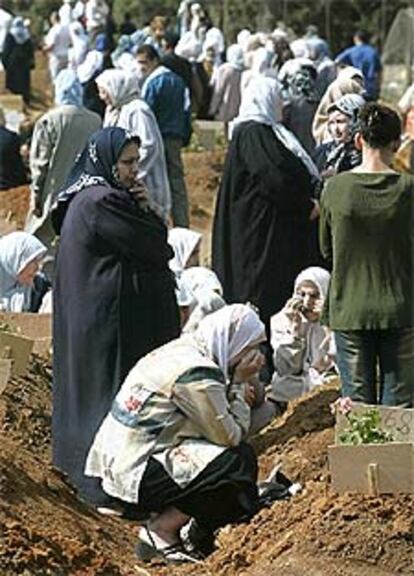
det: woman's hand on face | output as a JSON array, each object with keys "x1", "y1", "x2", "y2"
[
  {"x1": 130, "y1": 180, "x2": 149, "y2": 202},
  {"x1": 244, "y1": 383, "x2": 256, "y2": 407},
  {"x1": 233, "y1": 349, "x2": 265, "y2": 383},
  {"x1": 284, "y1": 297, "x2": 305, "y2": 335}
]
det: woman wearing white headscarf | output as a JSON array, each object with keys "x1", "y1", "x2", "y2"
[
  {"x1": 86, "y1": 304, "x2": 265, "y2": 562},
  {"x1": 0, "y1": 232, "x2": 48, "y2": 312},
  {"x1": 96, "y1": 69, "x2": 171, "y2": 221},
  {"x1": 237, "y1": 29, "x2": 251, "y2": 53},
  {"x1": 26, "y1": 69, "x2": 101, "y2": 277},
  {"x1": 312, "y1": 66, "x2": 365, "y2": 144},
  {"x1": 180, "y1": 266, "x2": 225, "y2": 333},
  {"x1": 2, "y1": 16, "x2": 34, "y2": 104},
  {"x1": 59, "y1": 0, "x2": 73, "y2": 26},
  {"x1": 241, "y1": 46, "x2": 270, "y2": 90},
  {"x1": 181, "y1": 265, "x2": 223, "y2": 296},
  {"x1": 68, "y1": 20, "x2": 88, "y2": 67},
  {"x1": 209, "y1": 44, "x2": 244, "y2": 129},
  {"x1": 314, "y1": 93, "x2": 365, "y2": 178},
  {"x1": 213, "y1": 76, "x2": 319, "y2": 330},
  {"x1": 77, "y1": 34, "x2": 111, "y2": 118},
  {"x1": 167, "y1": 227, "x2": 202, "y2": 275},
  {"x1": 270, "y1": 266, "x2": 335, "y2": 403},
  {"x1": 204, "y1": 26, "x2": 224, "y2": 62}
]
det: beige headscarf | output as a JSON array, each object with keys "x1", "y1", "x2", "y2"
[
  {"x1": 312, "y1": 66, "x2": 365, "y2": 145},
  {"x1": 95, "y1": 69, "x2": 140, "y2": 126},
  {"x1": 195, "y1": 303, "x2": 265, "y2": 378}
]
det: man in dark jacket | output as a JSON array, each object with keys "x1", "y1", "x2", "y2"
[{"x1": 161, "y1": 30, "x2": 193, "y2": 93}]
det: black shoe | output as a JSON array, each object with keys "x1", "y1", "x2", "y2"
[{"x1": 258, "y1": 465, "x2": 301, "y2": 508}]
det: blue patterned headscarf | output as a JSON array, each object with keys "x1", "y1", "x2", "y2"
[
  {"x1": 55, "y1": 69, "x2": 83, "y2": 106},
  {"x1": 52, "y1": 127, "x2": 140, "y2": 233}
]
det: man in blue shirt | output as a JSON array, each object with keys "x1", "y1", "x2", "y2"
[
  {"x1": 336, "y1": 30, "x2": 381, "y2": 100},
  {"x1": 137, "y1": 44, "x2": 191, "y2": 227}
]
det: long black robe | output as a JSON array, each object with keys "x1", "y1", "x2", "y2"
[
  {"x1": 212, "y1": 121, "x2": 316, "y2": 326},
  {"x1": 0, "y1": 126, "x2": 27, "y2": 190},
  {"x1": 2, "y1": 34, "x2": 34, "y2": 104},
  {"x1": 53, "y1": 184, "x2": 180, "y2": 505}
]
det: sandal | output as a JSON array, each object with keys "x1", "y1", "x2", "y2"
[
  {"x1": 136, "y1": 525, "x2": 202, "y2": 564},
  {"x1": 181, "y1": 520, "x2": 216, "y2": 558}
]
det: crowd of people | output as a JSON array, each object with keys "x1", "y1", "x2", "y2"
[{"x1": 0, "y1": 0, "x2": 412, "y2": 565}]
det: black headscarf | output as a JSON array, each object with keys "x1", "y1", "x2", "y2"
[{"x1": 51, "y1": 127, "x2": 140, "y2": 233}]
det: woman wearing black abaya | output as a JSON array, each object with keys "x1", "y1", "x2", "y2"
[
  {"x1": 51, "y1": 127, "x2": 180, "y2": 508},
  {"x1": 212, "y1": 76, "x2": 320, "y2": 327},
  {"x1": 2, "y1": 17, "x2": 34, "y2": 105}
]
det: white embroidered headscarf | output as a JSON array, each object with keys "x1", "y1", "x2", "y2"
[
  {"x1": 196, "y1": 303, "x2": 265, "y2": 378},
  {"x1": 168, "y1": 228, "x2": 202, "y2": 275},
  {"x1": 0, "y1": 232, "x2": 46, "y2": 312},
  {"x1": 231, "y1": 76, "x2": 319, "y2": 179}
]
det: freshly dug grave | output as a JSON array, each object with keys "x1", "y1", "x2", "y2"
[
  {"x1": 184, "y1": 148, "x2": 225, "y2": 266},
  {"x1": 0, "y1": 357, "x2": 412, "y2": 576}
]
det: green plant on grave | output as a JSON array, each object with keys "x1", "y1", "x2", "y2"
[{"x1": 339, "y1": 408, "x2": 394, "y2": 446}]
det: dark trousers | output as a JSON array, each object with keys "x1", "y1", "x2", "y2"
[
  {"x1": 163, "y1": 137, "x2": 189, "y2": 227},
  {"x1": 137, "y1": 443, "x2": 259, "y2": 531},
  {"x1": 334, "y1": 328, "x2": 414, "y2": 407}
]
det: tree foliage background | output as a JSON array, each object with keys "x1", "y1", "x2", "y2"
[{"x1": 5, "y1": 0, "x2": 414, "y2": 54}]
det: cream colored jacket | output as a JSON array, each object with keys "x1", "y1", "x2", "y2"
[{"x1": 85, "y1": 335, "x2": 250, "y2": 503}]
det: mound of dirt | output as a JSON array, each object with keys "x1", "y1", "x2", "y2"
[
  {"x1": 0, "y1": 357, "x2": 138, "y2": 576},
  {"x1": 0, "y1": 355, "x2": 412, "y2": 576},
  {"x1": 0, "y1": 185, "x2": 30, "y2": 231}
]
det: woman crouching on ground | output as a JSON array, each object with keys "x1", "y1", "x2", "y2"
[{"x1": 85, "y1": 303, "x2": 266, "y2": 563}]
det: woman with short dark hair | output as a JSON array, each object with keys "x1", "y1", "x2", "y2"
[{"x1": 319, "y1": 102, "x2": 413, "y2": 407}]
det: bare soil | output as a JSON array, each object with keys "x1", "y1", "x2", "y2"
[{"x1": 0, "y1": 355, "x2": 412, "y2": 576}]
